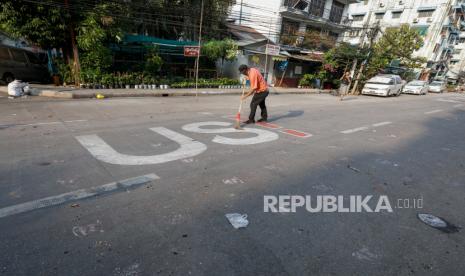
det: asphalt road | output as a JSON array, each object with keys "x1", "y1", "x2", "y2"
[{"x1": 0, "y1": 92, "x2": 464, "y2": 275}]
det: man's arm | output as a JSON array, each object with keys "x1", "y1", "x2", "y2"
[{"x1": 241, "y1": 89, "x2": 255, "y2": 100}]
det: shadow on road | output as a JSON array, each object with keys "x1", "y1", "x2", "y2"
[{"x1": 268, "y1": 110, "x2": 304, "y2": 122}]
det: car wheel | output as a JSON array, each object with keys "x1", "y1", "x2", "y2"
[{"x1": 3, "y1": 73, "x2": 14, "y2": 83}]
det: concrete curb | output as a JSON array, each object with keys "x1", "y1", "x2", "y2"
[{"x1": 0, "y1": 86, "x2": 336, "y2": 99}]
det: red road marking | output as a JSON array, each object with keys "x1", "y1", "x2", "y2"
[
  {"x1": 280, "y1": 129, "x2": 313, "y2": 138},
  {"x1": 256, "y1": 122, "x2": 282, "y2": 129}
]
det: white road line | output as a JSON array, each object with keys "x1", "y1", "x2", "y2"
[
  {"x1": 8, "y1": 120, "x2": 88, "y2": 127},
  {"x1": 64, "y1": 119, "x2": 88, "y2": 123},
  {"x1": 372, "y1": 121, "x2": 392, "y2": 127},
  {"x1": 198, "y1": 112, "x2": 213, "y2": 116},
  {"x1": 436, "y1": 99, "x2": 461, "y2": 103},
  {"x1": 23, "y1": 122, "x2": 61, "y2": 126},
  {"x1": 454, "y1": 104, "x2": 463, "y2": 108},
  {"x1": 340, "y1": 126, "x2": 369, "y2": 134},
  {"x1": 0, "y1": 174, "x2": 159, "y2": 219},
  {"x1": 424, "y1": 109, "x2": 443, "y2": 114}
]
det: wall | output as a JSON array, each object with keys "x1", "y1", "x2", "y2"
[{"x1": 228, "y1": 0, "x2": 283, "y2": 43}]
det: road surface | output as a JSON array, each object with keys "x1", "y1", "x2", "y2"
[{"x1": 0, "y1": 93, "x2": 464, "y2": 275}]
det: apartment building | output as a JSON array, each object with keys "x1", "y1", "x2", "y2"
[
  {"x1": 345, "y1": 0, "x2": 465, "y2": 80},
  {"x1": 229, "y1": 0, "x2": 357, "y2": 48},
  {"x1": 227, "y1": 0, "x2": 357, "y2": 86}
]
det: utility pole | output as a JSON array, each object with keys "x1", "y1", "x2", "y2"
[
  {"x1": 239, "y1": 0, "x2": 243, "y2": 25},
  {"x1": 195, "y1": 0, "x2": 204, "y2": 98},
  {"x1": 351, "y1": 21, "x2": 380, "y2": 95},
  {"x1": 64, "y1": 0, "x2": 81, "y2": 86},
  {"x1": 349, "y1": 0, "x2": 375, "y2": 94}
]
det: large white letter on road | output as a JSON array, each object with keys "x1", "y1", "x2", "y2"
[
  {"x1": 182, "y1": 121, "x2": 279, "y2": 145},
  {"x1": 76, "y1": 127, "x2": 207, "y2": 165}
]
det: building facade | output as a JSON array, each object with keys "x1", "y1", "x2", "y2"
[
  {"x1": 345, "y1": 0, "x2": 465, "y2": 81},
  {"x1": 228, "y1": 0, "x2": 357, "y2": 86}
]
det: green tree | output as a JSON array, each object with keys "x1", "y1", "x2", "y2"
[
  {"x1": 366, "y1": 24, "x2": 426, "y2": 78},
  {"x1": 0, "y1": 0, "x2": 68, "y2": 49},
  {"x1": 77, "y1": 4, "x2": 123, "y2": 73},
  {"x1": 203, "y1": 39, "x2": 238, "y2": 76}
]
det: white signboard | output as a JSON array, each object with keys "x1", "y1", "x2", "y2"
[{"x1": 266, "y1": 44, "x2": 281, "y2": 56}]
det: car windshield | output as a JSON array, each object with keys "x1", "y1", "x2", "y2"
[
  {"x1": 430, "y1": 82, "x2": 443, "y2": 86},
  {"x1": 367, "y1": 77, "x2": 392, "y2": 85},
  {"x1": 408, "y1": 81, "x2": 424, "y2": 86}
]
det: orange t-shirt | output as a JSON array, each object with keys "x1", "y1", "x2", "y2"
[{"x1": 248, "y1": 68, "x2": 268, "y2": 93}]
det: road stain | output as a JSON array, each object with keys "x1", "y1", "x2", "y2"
[
  {"x1": 222, "y1": 177, "x2": 245, "y2": 185},
  {"x1": 352, "y1": 247, "x2": 379, "y2": 261},
  {"x1": 182, "y1": 158, "x2": 195, "y2": 163},
  {"x1": 72, "y1": 220, "x2": 104, "y2": 237},
  {"x1": 114, "y1": 263, "x2": 141, "y2": 276}
]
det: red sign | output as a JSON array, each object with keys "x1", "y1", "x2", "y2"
[{"x1": 184, "y1": 46, "x2": 201, "y2": 57}]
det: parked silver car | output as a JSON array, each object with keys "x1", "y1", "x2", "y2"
[
  {"x1": 0, "y1": 45, "x2": 50, "y2": 83},
  {"x1": 428, "y1": 81, "x2": 446, "y2": 93},
  {"x1": 402, "y1": 80, "x2": 428, "y2": 95},
  {"x1": 362, "y1": 74, "x2": 404, "y2": 97}
]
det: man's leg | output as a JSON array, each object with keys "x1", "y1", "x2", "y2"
[
  {"x1": 259, "y1": 92, "x2": 269, "y2": 121},
  {"x1": 248, "y1": 93, "x2": 260, "y2": 122}
]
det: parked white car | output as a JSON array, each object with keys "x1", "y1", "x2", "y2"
[
  {"x1": 428, "y1": 81, "x2": 446, "y2": 93},
  {"x1": 402, "y1": 80, "x2": 428, "y2": 95},
  {"x1": 362, "y1": 74, "x2": 404, "y2": 97}
]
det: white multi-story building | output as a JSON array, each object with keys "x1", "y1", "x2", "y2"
[
  {"x1": 345, "y1": 0, "x2": 465, "y2": 81},
  {"x1": 229, "y1": 0, "x2": 358, "y2": 47},
  {"x1": 227, "y1": 0, "x2": 357, "y2": 86}
]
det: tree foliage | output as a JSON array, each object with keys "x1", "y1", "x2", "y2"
[
  {"x1": 0, "y1": 0, "x2": 68, "y2": 48},
  {"x1": 203, "y1": 38, "x2": 238, "y2": 75},
  {"x1": 366, "y1": 24, "x2": 426, "y2": 78}
]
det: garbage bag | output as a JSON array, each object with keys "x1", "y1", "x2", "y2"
[{"x1": 8, "y1": 80, "x2": 28, "y2": 97}]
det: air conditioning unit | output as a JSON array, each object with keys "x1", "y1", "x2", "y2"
[
  {"x1": 413, "y1": 18, "x2": 419, "y2": 23},
  {"x1": 427, "y1": 18, "x2": 433, "y2": 23}
]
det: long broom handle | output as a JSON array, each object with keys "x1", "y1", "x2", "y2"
[{"x1": 238, "y1": 80, "x2": 246, "y2": 112}]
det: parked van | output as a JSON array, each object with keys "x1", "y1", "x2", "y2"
[{"x1": 0, "y1": 45, "x2": 50, "y2": 83}]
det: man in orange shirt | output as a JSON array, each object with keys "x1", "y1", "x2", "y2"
[{"x1": 238, "y1": 64, "x2": 269, "y2": 124}]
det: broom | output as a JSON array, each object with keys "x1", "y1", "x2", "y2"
[{"x1": 234, "y1": 80, "x2": 246, "y2": 130}]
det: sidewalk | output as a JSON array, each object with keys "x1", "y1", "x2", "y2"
[{"x1": 0, "y1": 84, "x2": 334, "y2": 99}]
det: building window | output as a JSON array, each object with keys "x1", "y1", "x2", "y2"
[
  {"x1": 418, "y1": 10, "x2": 434, "y2": 18},
  {"x1": 309, "y1": 0, "x2": 325, "y2": 18},
  {"x1": 280, "y1": 19, "x2": 300, "y2": 46},
  {"x1": 329, "y1": 1, "x2": 345, "y2": 23},
  {"x1": 349, "y1": 30, "x2": 360, "y2": 37},
  {"x1": 352, "y1": 15, "x2": 365, "y2": 21},
  {"x1": 392, "y1": 12, "x2": 402, "y2": 19},
  {"x1": 375, "y1": 13, "x2": 385, "y2": 20}
]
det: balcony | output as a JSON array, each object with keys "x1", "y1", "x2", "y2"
[{"x1": 280, "y1": 1, "x2": 351, "y2": 31}]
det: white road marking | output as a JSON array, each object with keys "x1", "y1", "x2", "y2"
[
  {"x1": 1, "y1": 119, "x2": 89, "y2": 128},
  {"x1": 340, "y1": 126, "x2": 369, "y2": 134},
  {"x1": 436, "y1": 99, "x2": 461, "y2": 103},
  {"x1": 454, "y1": 104, "x2": 463, "y2": 108},
  {"x1": 424, "y1": 109, "x2": 443, "y2": 114},
  {"x1": 182, "y1": 121, "x2": 279, "y2": 145},
  {"x1": 76, "y1": 127, "x2": 207, "y2": 165},
  {"x1": 198, "y1": 112, "x2": 213, "y2": 116},
  {"x1": 64, "y1": 119, "x2": 88, "y2": 123},
  {"x1": 23, "y1": 122, "x2": 61, "y2": 127},
  {"x1": 372, "y1": 121, "x2": 392, "y2": 127},
  {"x1": 0, "y1": 174, "x2": 159, "y2": 219}
]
